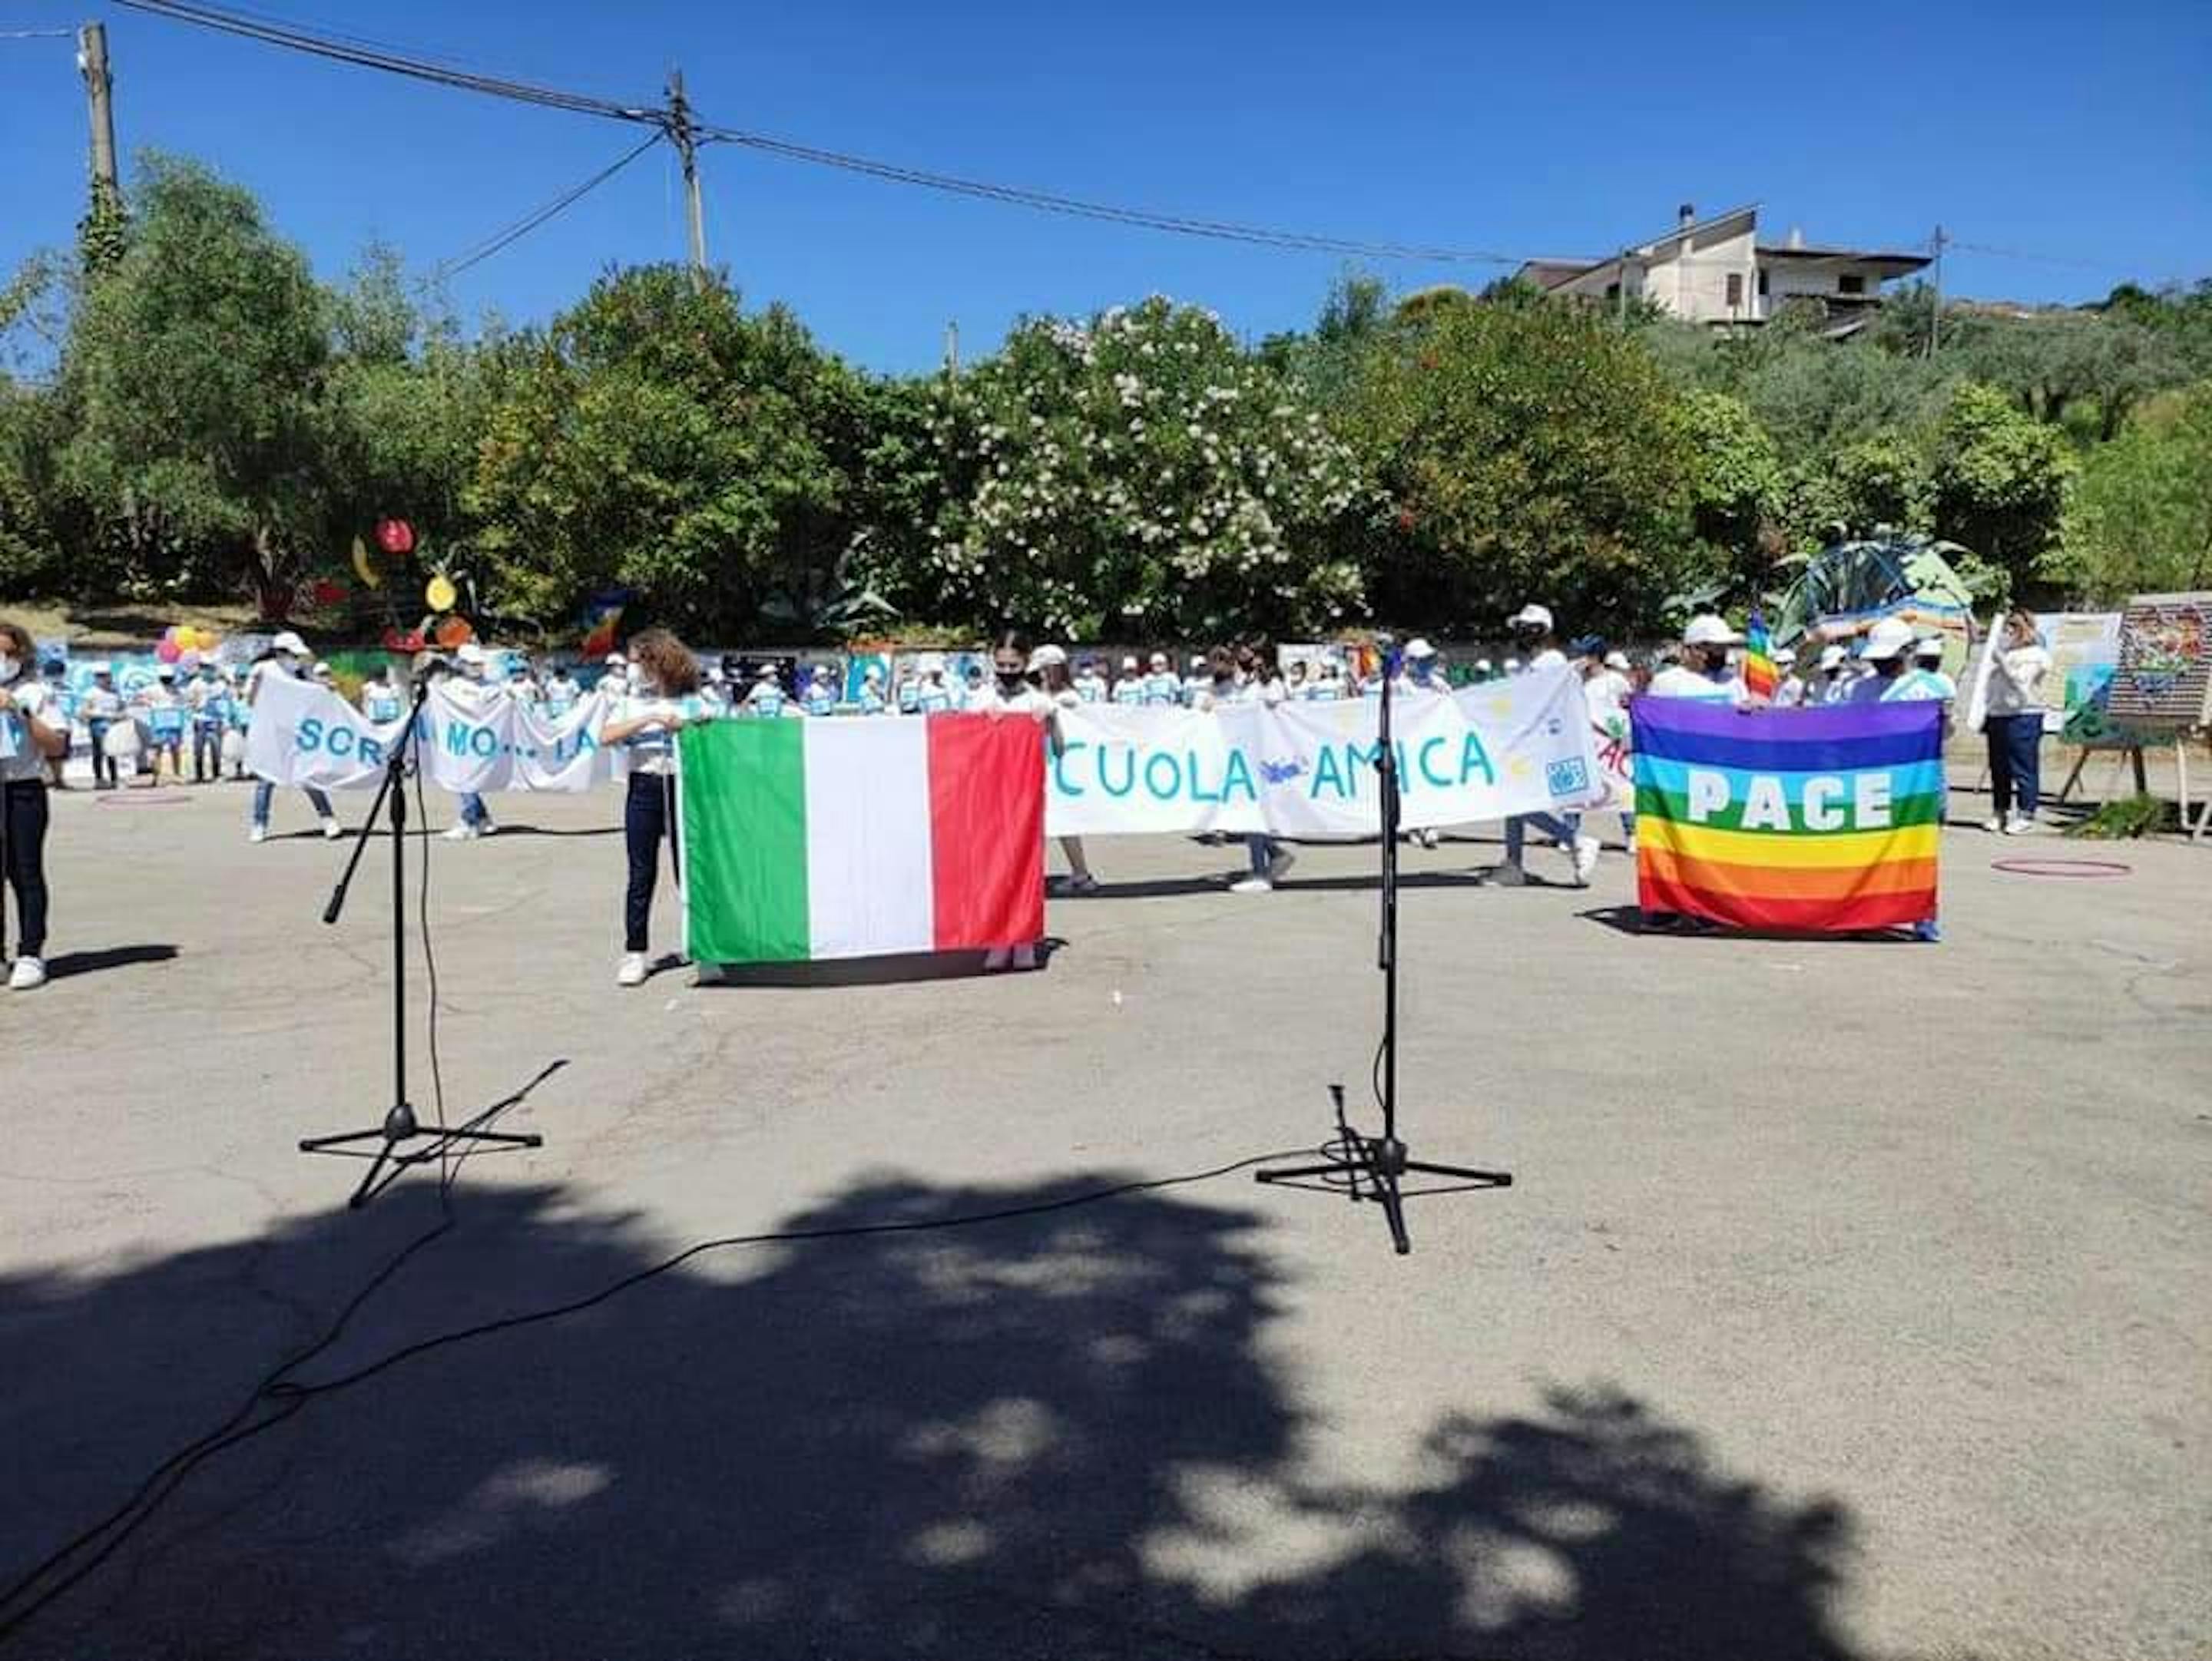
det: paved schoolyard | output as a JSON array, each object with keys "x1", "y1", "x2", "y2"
[{"x1": 2, "y1": 775, "x2": 2204, "y2": 1660}]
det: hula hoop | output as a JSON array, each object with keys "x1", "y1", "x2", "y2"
[
  {"x1": 94, "y1": 789, "x2": 196, "y2": 808},
  {"x1": 1989, "y1": 856, "x2": 2132, "y2": 878}
]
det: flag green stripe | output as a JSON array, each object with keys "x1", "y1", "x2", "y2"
[
  {"x1": 1633, "y1": 784, "x2": 1944, "y2": 834},
  {"x1": 680, "y1": 722, "x2": 810, "y2": 963}
]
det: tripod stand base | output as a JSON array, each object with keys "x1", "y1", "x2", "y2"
[
  {"x1": 300, "y1": 1102, "x2": 542, "y2": 1209},
  {"x1": 1256, "y1": 1090, "x2": 1509, "y2": 1256}
]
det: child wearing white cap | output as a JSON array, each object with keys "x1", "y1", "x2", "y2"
[
  {"x1": 246, "y1": 634, "x2": 342, "y2": 842},
  {"x1": 441, "y1": 642, "x2": 498, "y2": 839},
  {"x1": 1771, "y1": 647, "x2": 1807, "y2": 709},
  {"x1": 1111, "y1": 655, "x2": 1144, "y2": 706},
  {"x1": 1141, "y1": 651, "x2": 1181, "y2": 707}
]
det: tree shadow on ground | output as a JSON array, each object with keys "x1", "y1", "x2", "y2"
[{"x1": 1, "y1": 1173, "x2": 1868, "y2": 1660}]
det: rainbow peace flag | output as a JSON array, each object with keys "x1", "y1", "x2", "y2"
[
  {"x1": 1743, "y1": 610, "x2": 1778, "y2": 701},
  {"x1": 1631, "y1": 699, "x2": 1943, "y2": 932}
]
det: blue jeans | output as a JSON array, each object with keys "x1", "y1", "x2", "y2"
[
  {"x1": 624, "y1": 773, "x2": 678, "y2": 952},
  {"x1": 1504, "y1": 812, "x2": 1577, "y2": 862},
  {"x1": 251, "y1": 779, "x2": 333, "y2": 828},
  {"x1": 1245, "y1": 834, "x2": 1279, "y2": 875},
  {"x1": 192, "y1": 723, "x2": 224, "y2": 781},
  {"x1": 459, "y1": 792, "x2": 492, "y2": 828},
  {"x1": 1986, "y1": 714, "x2": 2042, "y2": 819}
]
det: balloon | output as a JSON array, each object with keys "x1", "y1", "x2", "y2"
[
  {"x1": 434, "y1": 615, "x2": 474, "y2": 648},
  {"x1": 351, "y1": 535, "x2": 382, "y2": 590},
  {"x1": 154, "y1": 638, "x2": 181, "y2": 664},
  {"x1": 426, "y1": 574, "x2": 457, "y2": 612},
  {"x1": 376, "y1": 518, "x2": 416, "y2": 556},
  {"x1": 175, "y1": 627, "x2": 198, "y2": 651},
  {"x1": 312, "y1": 578, "x2": 348, "y2": 607}
]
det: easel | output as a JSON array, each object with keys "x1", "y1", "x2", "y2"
[{"x1": 2056, "y1": 728, "x2": 2209, "y2": 841}]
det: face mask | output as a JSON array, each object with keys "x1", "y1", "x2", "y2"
[{"x1": 995, "y1": 669, "x2": 1025, "y2": 692}]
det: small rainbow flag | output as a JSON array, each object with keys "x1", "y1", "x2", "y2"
[
  {"x1": 579, "y1": 588, "x2": 629, "y2": 659},
  {"x1": 1631, "y1": 699, "x2": 1943, "y2": 932},
  {"x1": 1743, "y1": 610, "x2": 1778, "y2": 701}
]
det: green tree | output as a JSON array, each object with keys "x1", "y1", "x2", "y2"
[
  {"x1": 1681, "y1": 390, "x2": 1783, "y2": 582},
  {"x1": 1350, "y1": 298, "x2": 1704, "y2": 634},
  {"x1": 2055, "y1": 382, "x2": 2212, "y2": 597},
  {"x1": 1929, "y1": 382, "x2": 2073, "y2": 594},
  {"x1": 465, "y1": 265, "x2": 866, "y2": 639},
  {"x1": 58, "y1": 153, "x2": 329, "y2": 614}
]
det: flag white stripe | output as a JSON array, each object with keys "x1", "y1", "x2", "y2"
[{"x1": 803, "y1": 720, "x2": 935, "y2": 958}]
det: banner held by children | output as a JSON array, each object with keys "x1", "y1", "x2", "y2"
[{"x1": 1632, "y1": 699, "x2": 1944, "y2": 933}]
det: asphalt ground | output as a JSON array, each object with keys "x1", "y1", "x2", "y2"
[{"x1": 1, "y1": 773, "x2": 2204, "y2": 1660}]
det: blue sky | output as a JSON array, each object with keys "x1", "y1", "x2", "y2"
[{"x1": 2, "y1": 0, "x2": 2207, "y2": 374}]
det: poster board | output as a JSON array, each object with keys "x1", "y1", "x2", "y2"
[
  {"x1": 2032, "y1": 612, "x2": 2121, "y2": 743},
  {"x1": 2106, "y1": 593, "x2": 2212, "y2": 730}
]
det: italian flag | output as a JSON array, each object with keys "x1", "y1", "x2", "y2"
[{"x1": 677, "y1": 715, "x2": 1045, "y2": 964}]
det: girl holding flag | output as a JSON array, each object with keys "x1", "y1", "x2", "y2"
[{"x1": 598, "y1": 630, "x2": 703, "y2": 988}]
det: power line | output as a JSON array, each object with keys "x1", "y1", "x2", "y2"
[
  {"x1": 111, "y1": 0, "x2": 657, "y2": 125},
  {"x1": 1945, "y1": 238, "x2": 2128, "y2": 273},
  {"x1": 433, "y1": 132, "x2": 663, "y2": 280},
  {"x1": 695, "y1": 121, "x2": 1549, "y2": 266},
  {"x1": 114, "y1": 0, "x2": 1573, "y2": 269}
]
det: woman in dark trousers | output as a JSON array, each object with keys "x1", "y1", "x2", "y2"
[
  {"x1": 0, "y1": 620, "x2": 71, "y2": 990},
  {"x1": 598, "y1": 629, "x2": 702, "y2": 987},
  {"x1": 1981, "y1": 609, "x2": 2053, "y2": 835}
]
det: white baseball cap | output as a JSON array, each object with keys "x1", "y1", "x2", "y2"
[
  {"x1": 756, "y1": 663, "x2": 780, "y2": 680},
  {"x1": 454, "y1": 641, "x2": 488, "y2": 667},
  {"x1": 864, "y1": 665, "x2": 883, "y2": 682},
  {"x1": 1189, "y1": 654, "x2": 1206, "y2": 670},
  {"x1": 1027, "y1": 644, "x2": 1068, "y2": 671},
  {"x1": 919, "y1": 653, "x2": 945, "y2": 675},
  {"x1": 1508, "y1": 604, "x2": 1553, "y2": 632},
  {"x1": 270, "y1": 630, "x2": 309, "y2": 657},
  {"x1": 1914, "y1": 634, "x2": 1946, "y2": 657},
  {"x1": 1684, "y1": 614, "x2": 1743, "y2": 647},
  {"x1": 1121, "y1": 655, "x2": 1139, "y2": 672},
  {"x1": 1405, "y1": 637, "x2": 1437, "y2": 660},
  {"x1": 1860, "y1": 617, "x2": 1916, "y2": 662},
  {"x1": 310, "y1": 660, "x2": 332, "y2": 677},
  {"x1": 604, "y1": 650, "x2": 626, "y2": 666},
  {"x1": 1818, "y1": 644, "x2": 1847, "y2": 670},
  {"x1": 1773, "y1": 646, "x2": 1797, "y2": 667},
  {"x1": 1603, "y1": 650, "x2": 1630, "y2": 672},
  {"x1": 1148, "y1": 651, "x2": 1168, "y2": 668},
  {"x1": 1503, "y1": 657, "x2": 1522, "y2": 673},
  {"x1": 156, "y1": 663, "x2": 177, "y2": 679},
  {"x1": 1475, "y1": 658, "x2": 1493, "y2": 673}
]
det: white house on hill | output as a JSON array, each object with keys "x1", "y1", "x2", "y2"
[{"x1": 1517, "y1": 204, "x2": 1931, "y2": 334}]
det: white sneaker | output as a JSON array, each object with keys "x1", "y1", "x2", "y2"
[
  {"x1": 1981, "y1": 816, "x2": 2005, "y2": 834},
  {"x1": 694, "y1": 961, "x2": 725, "y2": 987},
  {"x1": 320, "y1": 817, "x2": 343, "y2": 840},
  {"x1": 2004, "y1": 813, "x2": 2037, "y2": 835},
  {"x1": 1484, "y1": 861, "x2": 1529, "y2": 887},
  {"x1": 1624, "y1": 835, "x2": 1638, "y2": 857},
  {"x1": 1228, "y1": 875, "x2": 1275, "y2": 894},
  {"x1": 1062, "y1": 872, "x2": 1101, "y2": 895},
  {"x1": 442, "y1": 822, "x2": 477, "y2": 842},
  {"x1": 1266, "y1": 846, "x2": 1298, "y2": 883},
  {"x1": 476, "y1": 819, "x2": 498, "y2": 837},
  {"x1": 616, "y1": 951, "x2": 648, "y2": 987},
  {"x1": 8, "y1": 956, "x2": 47, "y2": 991},
  {"x1": 1571, "y1": 835, "x2": 1601, "y2": 886},
  {"x1": 1416, "y1": 828, "x2": 1440, "y2": 849},
  {"x1": 248, "y1": 823, "x2": 268, "y2": 844}
]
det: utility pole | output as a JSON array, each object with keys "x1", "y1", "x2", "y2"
[
  {"x1": 944, "y1": 319, "x2": 959, "y2": 377},
  {"x1": 665, "y1": 67, "x2": 707, "y2": 289},
  {"x1": 1926, "y1": 223, "x2": 1945, "y2": 361},
  {"x1": 77, "y1": 22, "x2": 118, "y2": 197}
]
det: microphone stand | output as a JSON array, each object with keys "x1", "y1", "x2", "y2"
[
  {"x1": 1255, "y1": 648, "x2": 1511, "y2": 1254},
  {"x1": 299, "y1": 677, "x2": 541, "y2": 1208}
]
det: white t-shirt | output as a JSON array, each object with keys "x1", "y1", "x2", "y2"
[
  {"x1": 1583, "y1": 670, "x2": 1630, "y2": 739},
  {"x1": 1528, "y1": 647, "x2": 1567, "y2": 673},
  {"x1": 1773, "y1": 674, "x2": 1808, "y2": 710},
  {"x1": 1985, "y1": 644, "x2": 2051, "y2": 718},
  {"x1": 1647, "y1": 666, "x2": 1747, "y2": 706},
  {"x1": 0, "y1": 677, "x2": 58, "y2": 781},
  {"x1": 359, "y1": 680, "x2": 405, "y2": 723},
  {"x1": 608, "y1": 687, "x2": 700, "y2": 775}
]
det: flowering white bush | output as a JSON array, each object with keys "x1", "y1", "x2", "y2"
[{"x1": 909, "y1": 296, "x2": 1369, "y2": 640}]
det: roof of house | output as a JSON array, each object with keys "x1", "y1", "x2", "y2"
[{"x1": 1756, "y1": 245, "x2": 1932, "y2": 274}]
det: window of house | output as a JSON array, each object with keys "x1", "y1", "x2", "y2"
[
  {"x1": 1605, "y1": 282, "x2": 1620, "y2": 302},
  {"x1": 1725, "y1": 273, "x2": 1743, "y2": 308},
  {"x1": 1757, "y1": 270, "x2": 1770, "y2": 297},
  {"x1": 1839, "y1": 273, "x2": 1866, "y2": 296}
]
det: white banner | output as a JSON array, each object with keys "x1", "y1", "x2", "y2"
[
  {"x1": 1047, "y1": 667, "x2": 1604, "y2": 836},
  {"x1": 246, "y1": 672, "x2": 618, "y2": 792}
]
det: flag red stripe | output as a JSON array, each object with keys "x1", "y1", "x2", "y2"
[
  {"x1": 926, "y1": 715, "x2": 1045, "y2": 951},
  {"x1": 1638, "y1": 869, "x2": 1932, "y2": 932}
]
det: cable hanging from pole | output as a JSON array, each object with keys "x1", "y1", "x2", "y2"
[{"x1": 432, "y1": 131, "x2": 664, "y2": 280}]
